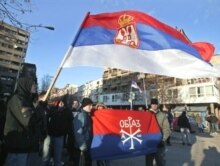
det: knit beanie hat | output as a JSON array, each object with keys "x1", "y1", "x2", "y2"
[
  {"x1": 81, "y1": 98, "x2": 93, "y2": 108},
  {"x1": 151, "y1": 98, "x2": 159, "y2": 105}
]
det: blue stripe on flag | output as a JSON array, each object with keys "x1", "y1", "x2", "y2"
[
  {"x1": 73, "y1": 24, "x2": 202, "y2": 60},
  {"x1": 91, "y1": 133, "x2": 162, "y2": 160}
]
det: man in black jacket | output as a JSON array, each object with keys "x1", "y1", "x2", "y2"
[
  {"x1": 4, "y1": 77, "x2": 41, "y2": 166},
  {"x1": 178, "y1": 111, "x2": 192, "y2": 146}
]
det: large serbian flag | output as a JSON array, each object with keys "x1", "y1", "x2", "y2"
[
  {"x1": 90, "y1": 109, "x2": 162, "y2": 160},
  {"x1": 62, "y1": 10, "x2": 220, "y2": 79}
]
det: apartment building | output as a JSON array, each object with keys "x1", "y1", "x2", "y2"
[
  {"x1": 0, "y1": 21, "x2": 29, "y2": 98},
  {"x1": 50, "y1": 55, "x2": 220, "y2": 117},
  {"x1": 99, "y1": 65, "x2": 220, "y2": 116},
  {"x1": 74, "y1": 78, "x2": 103, "y2": 103}
]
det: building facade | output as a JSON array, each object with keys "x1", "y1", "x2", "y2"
[
  {"x1": 50, "y1": 55, "x2": 220, "y2": 117},
  {"x1": 0, "y1": 21, "x2": 29, "y2": 98}
]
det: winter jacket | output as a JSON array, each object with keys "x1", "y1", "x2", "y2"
[
  {"x1": 4, "y1": 77, "x2": 40, "y2": 153},
  {"x1": 206, "y1": 115, "x2": 218, "y2": 124},
  {"x1": 48, "y1": 106, "x2": 73, "y2": 137},
  {"x1": 178, "y1": 114, "x2": 191, "y2": 129},
  {"x1": 74, "y1": 109, "x2": 93, "y2": 152},
  {"x1": 34, "y1": 101, "x2": 48, "y2": 141},
  {"x1": 153, "y1": 111, "x2": 171, "y2": 142}
]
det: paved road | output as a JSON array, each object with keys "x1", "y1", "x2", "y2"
[{"x1": 90, "y1": 131, "x2": 220, "y2": 166}]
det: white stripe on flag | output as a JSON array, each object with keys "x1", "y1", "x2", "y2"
[{"x1": 63, "y1": 44, "x2": 220, "y2": 79}]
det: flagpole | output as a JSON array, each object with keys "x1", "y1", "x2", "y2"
[
  {"x1": 130, "y1": 86, "x2": 133, "y2": 110},
  {"x1": 142, "y1": 74, "x2": 148, "y2": 109},
  {"x1": 43, "y1": 12, "x2": 90, "y2": 101}
]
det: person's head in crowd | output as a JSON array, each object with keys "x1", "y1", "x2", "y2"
[
  {"x1": 72, "y1": 99, "x2": 80, "y2": 111},
  {"x1": 150, "y1": 98, "x2": 159, "y2": 113},
  {"x1": 16, "y1": 77, "x2": 37, "y2": 101},
  {"x1": 81, "y1": 98, "x2": 93, "y2": 112},
  {"x1": 59, "y1": 96, "x2": 68, "y2": 108},
  {"x1": 138, "y1": 106, "x2": 144, "y2": 111},
  {"x1": 181, "y1": 111, "x2": 187, "y2": 116},
  {"x1": 161, "y1": 104, "x2": 169, "y2": 112},
  {"x1": 95, "y1": 102, "x2": 107, "y2": 110}
]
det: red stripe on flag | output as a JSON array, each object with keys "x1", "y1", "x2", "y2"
[
  {"x1": 82, "y1": 10, "x2": 190, "y2": 44},
  {"x1": 92, "y1": 109, "x2": 161, "y2": 135}
]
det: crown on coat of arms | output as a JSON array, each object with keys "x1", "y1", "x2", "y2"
[{"x1": 118, "y1": 14, "x2": 134, "y2": 27}]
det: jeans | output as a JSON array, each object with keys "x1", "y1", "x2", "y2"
[
  {"x1": 51, "y1": 136, "x2": 64, "y2": 166},
  {"x1": 5, "y1": 153, "x2": 28, "y2": 166},
  {"x1": 215, "y1": 123, "x2": 219, "y2": 132},
  {"x1": 180, "y1": 128, "x2": 191, "y2": 144},
  {"x1": 198, "y1": 124, "x2": 204, "y2": 133},
  {"x1": 41, "y1": 135, "x2": 64, "y2": 166},
  {"x1": 27, "y1": 152, "x2": 40, "y2": 166},
  {"x1": 210, "y1": 123, "x2": 216, "y2": 133},
  {"x1": 145, "y1": 147, "x2": 166, "y2": 166},
  {"x1": 97, "y1": 160, "x2": 111, "y2": 166},
  {"x1": 74, "y1": 148, "x2": 92, "y2": 166}
]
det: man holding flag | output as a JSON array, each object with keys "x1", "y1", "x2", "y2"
[{"x1": 145, "y1": 98, "x2": 170, "y2": 166}]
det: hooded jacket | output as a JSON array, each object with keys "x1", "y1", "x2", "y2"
[
  {"x1": 4, "y1": 77, "x2": 38, "y2": 153},
  {"x1": 73, "y1": 108, "x2": 93, "y2": 151}
]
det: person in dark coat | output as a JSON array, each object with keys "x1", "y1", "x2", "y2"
[
  {"x1": 206, "y1": 113, "x2": 218, "y2": 135},
  {"x1": 3, "y1": 77, "x2": 41, "y2": 166},
  {"x1": 67, "y1": 99, "x2": 81, "y2": 165},
  {"x1": 0, "y1": 98, "x2": 7, "y2": 165},
  {"x1": 47, "y1": 96, "x2": 73, "y2": 166},
  {"x1": 95, "y1": 103, "x2": 111, "y2": 166},
  {"x1": 74, "y1": 98, "x2": 93, "y2": 166},
  {"x1": 178, "y1": 111, "x2": 192, "y2": 146}
]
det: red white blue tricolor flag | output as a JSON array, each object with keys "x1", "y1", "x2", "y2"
[
  {"x1": 131, "y1": 81, "x2": 142, "y2": 93},
  {"x1": 62, "y1": 10, "x2": 220, "y2": 78},
  {"x1": 90, "y1": 109, "x2": 162, "y2": 160}
]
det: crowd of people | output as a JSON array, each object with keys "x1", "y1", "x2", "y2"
[
  {"x1": 0, "y1": 77, "x2": 104, "y2": 166},
  {"x1": 0, "y1": 77, "x2": 219, "y2": 166}
]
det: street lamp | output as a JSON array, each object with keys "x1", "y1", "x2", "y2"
[
  {"x1": 29, "y1": 24, "x2": 55, "y2": 31},
  {"x1": 138, "y1": 73, "x2": 148, "y2": 109}
]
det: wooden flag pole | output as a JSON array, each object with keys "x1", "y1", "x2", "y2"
[{"x1": 43, "y1": 12, "x2": 90, "y2": 101}]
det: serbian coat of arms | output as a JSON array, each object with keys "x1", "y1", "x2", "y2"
[{"x1": 114, "y1": 14, "x2": 139, "y2": 48}]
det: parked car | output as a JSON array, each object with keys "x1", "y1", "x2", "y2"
[{"x1": 172, "y1": 116, "x2": 197, "y2": 133}]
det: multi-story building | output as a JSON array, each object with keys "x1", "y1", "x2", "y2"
[
  {"x1": 49, "y1": 79, "x2": 103, "y2": 107},
  {"x1": 20, "y1": 63, "x2": 36, "y2": 79},
  {"x1": 0, "y1": 21, "x2": 29, "y2": 98},
  {"x1": 74, "y1": 78, "x2": 103, "y2": 103},
  {"x1": 50, "y1": 54, "x2": 220, "y2": 118},
  {"x1": 99, "y1": 59, "x2": 220, "y2": 116}
]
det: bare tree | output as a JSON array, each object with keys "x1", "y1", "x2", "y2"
[
  {"x1": 40, "y1": 74, "x2": 52, "y2": 93},
  {"x1": 0, "y1": 0, "x2": 33, "y2": 28}
]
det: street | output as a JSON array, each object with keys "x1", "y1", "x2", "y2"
[{"x1": 92, "y1": 131, "x2": 220, "y2": 166}]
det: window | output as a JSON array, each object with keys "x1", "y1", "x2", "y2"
[
  {"x1": 112, "y1": 95, "x2": 117, "y2": 102},
  {"x1": 197, "y1": 86, "x2": 204, "y2": 97},
  {"x1": 173, "y1": 89, "x2": 178, "y2": 98},
  {"x1": 213, "y1": 86, "x2": 219, "y2": 97},
  {"x1": 103, "y1": 96, "x2": 108, "y2": 102},
  {"x1": 189, "y1": 87, "x2": 196, "y2": 98},
  {"x1": 205, "y1": 85, "x2": 213, "y2": 96}
]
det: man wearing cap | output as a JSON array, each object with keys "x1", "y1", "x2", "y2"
[
  {"x1": 145, "y1": 98, "x2": 171, "y2": 166},
  {"x1": 74, "y1": 97, "x2": 93, "y2": 166}
]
